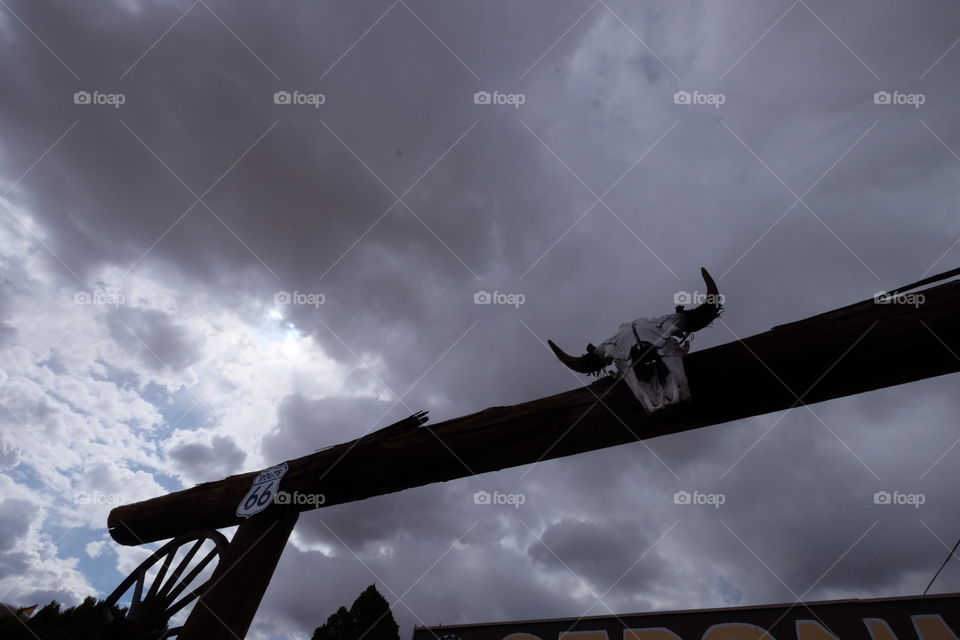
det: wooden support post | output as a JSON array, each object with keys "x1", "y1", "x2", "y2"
[{"x1": 179, "y1": 507, "x2": 299, "y2": 640}]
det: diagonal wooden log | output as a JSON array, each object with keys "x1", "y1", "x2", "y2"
[
  {"x1": 109, "y1": 280, "x2": 960, "y2": 546},
  {"x1": 178, "y1": 507, "x2": 300, "y2": 640}
]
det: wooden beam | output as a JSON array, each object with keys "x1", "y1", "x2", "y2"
[
  {"x1": 109, "y1": 280, "x2": 960, "y2": 545},
  {"x1": 178, "y1": 507, "x2": 299, "y2": 639}
]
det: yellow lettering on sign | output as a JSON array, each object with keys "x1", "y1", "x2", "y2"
[
  {"x1": 863, "y1": 618, "x2": 898, "y2": 640},
  {"x1": 913, "y1": 616, "x2": 960, "y2": 640},
  {"x1": 625, "y1": 628, "x2": 682, "y2": 640},
  {"x1": 703, "y1": 623, "x2": 776, "y2": 640},
  {"x1": 796, "y1": 620, "x2": 840, "y2": 640}
]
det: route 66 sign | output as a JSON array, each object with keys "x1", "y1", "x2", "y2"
[{"x1": 237, "y1": 462, "x2": 289, "y2": 518}]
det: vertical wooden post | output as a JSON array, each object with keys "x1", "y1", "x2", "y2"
[{"x1": 179, "y1": 507, "x2": 299, "y2": 639}]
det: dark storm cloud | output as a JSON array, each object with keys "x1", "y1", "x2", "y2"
[
  {"x1": 0, "y1": 0, "x2": 615, "y2": 398},
  {"x1": 4, "y1": 0, "x2": 960, "y2": 638},
  {"x1": 0, "y1": 550, "x2": 30, "y2": 578},
  {"x1": 167, "y1": 433, "x2": 246, "y2": 482},
  {"x1": 107, "y1": 306, "x2": 203, "y2": 371},
  {"x1": 643, "y1": 378, "x2": 960, "y2": 603},
  {"x1": 528, "y1": 518, "x2": 669, "y2": 592},
  {"x1": 262, "y1": 393, "x2": 403, "y2": 462}
]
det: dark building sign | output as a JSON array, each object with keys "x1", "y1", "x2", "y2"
[{"x1": 412, "y1": 594, "x2": 960, "y2": 640}]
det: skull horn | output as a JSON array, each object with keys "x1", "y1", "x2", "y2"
[
  {"x1": 678, "y1": 267, "x2": 723, "y2": 333},
  {"x1": 547, "y1": 340, "x2": 607, "y2": 375}
]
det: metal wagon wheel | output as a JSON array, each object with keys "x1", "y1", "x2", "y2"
[{"x1": 101, "y1": 529, "x2": 229, "y2": 640}]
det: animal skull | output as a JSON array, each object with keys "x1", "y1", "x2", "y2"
[{"x1": 547, "y1": 268, "x2": 722, "y2": 413}]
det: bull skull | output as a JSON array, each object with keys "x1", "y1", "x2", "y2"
[{"x1": 547, "y1": 268, "x2": 722, "y2": 413}]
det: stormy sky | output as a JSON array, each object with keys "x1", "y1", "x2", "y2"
[{"x1": 1, "y1": 1, "x2": 960, "y2": 638}]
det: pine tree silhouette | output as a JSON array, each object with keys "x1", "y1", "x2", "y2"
[
  {"x1": 311, "y1": 584, "x2": 399, "y2": 640},
  {"x1": 0, "y1": 597, "x2": 123, "y2": 639},
  {"x1": 313, "y1": 606, "x2": 355, "y2": 640}
]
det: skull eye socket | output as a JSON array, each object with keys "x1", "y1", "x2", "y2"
[{"x1": 629, "y1": 341, "x2": 667, "y2": 383}]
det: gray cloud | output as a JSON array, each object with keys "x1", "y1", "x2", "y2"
[
  {"x1": 528, "y1": 518, "x2": 668, "y2": 593},
  {"x1": 0, "y1": 499, "x2": 36, "y2": 552},
  {"x1": 107, "y1": 307, "x2": 203, "y2": 372},
  {"x1": 167, "y1": 434, "x2": 247, "y2": 482}
]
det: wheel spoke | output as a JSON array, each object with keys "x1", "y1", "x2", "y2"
[
  {"x1": 163, "y1": 546, "x2": 219, "y2": 606},
  {"x1": 166, "y1": 585, "x2": 206, "y2": 619},
  {"x1": 145, "y1": 545, "x2": 177, "y2": 604},
  {"x1": 157, "y1": 537, "x2": 204, "y2": 603},
  {"x1": 129, "y1": 572, "x2": 146, "y2": 617}
]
